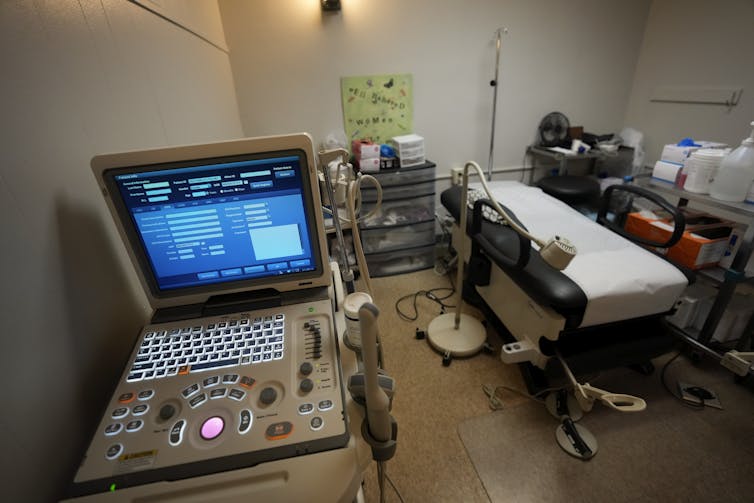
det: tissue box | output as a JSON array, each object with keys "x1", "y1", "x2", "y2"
[
  {"x1": 625, "y1": 209, "x2": 734, "y2": 269},
  {"x1": 390, "y1": 134, "x2": 425, "y2": 167},
  {"x1": 356, "y1": 157, "x2": 380, "y2": 173},
  {"x1": 661, "y1": 144, "x2": 699, "y2": 165},
  {"x1": 652, "y1": 160, "x2": 682, "y2": 183},
  {"x1": 351, "y1": 140, "x2": 381, "y2": 159}
]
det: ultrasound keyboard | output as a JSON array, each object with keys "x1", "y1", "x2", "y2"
[
  {"x1": 128, "y1": 314, "x2": 286, "y2": 382},
  {"x1": 68, "y1": 299, "x2": 348, "y2": 498}
]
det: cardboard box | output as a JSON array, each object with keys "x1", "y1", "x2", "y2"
[
  {"x1": 718, "y1": 225, "x2": 754, "y2": 274},
  {"x1": 660, "y1": 144, "x2": 699, "y2": 165},
  {"x1": 625, "y1": 209, "x2": 734, "y2": 269},
  {"x1": 356, "y1": 157, "x2": 380, "y2": 173},
  {"x1": 351, "y1": 140, "x2": 380, "y2": 159}
]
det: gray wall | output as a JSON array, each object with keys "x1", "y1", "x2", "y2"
[
  {"x1": 219, "y1": 0, "x2": 652, "y2": 175},
  {"x1": 0, "y1": 1, "x2": 242, "y2": 500},
  {"x1": 2, "y1": 0, "x2": 751, "y2": 500},
  {"x1": 625, "y1": 0, "x2": 754, "y2": 164}
]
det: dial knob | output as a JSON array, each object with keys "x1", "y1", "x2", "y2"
[
  {"x1": 300, "y1": 378, "x2": 314, "y2": 393},
  {"x1": 159, "y1": 404, "x2": 176, "y2": 421},
  {"x1": 259, "y1": 387, "x2": 277, "y2": 405}
]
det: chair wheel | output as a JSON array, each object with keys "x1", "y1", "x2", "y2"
[{"x1": 442, "y1": 351, "x2": 452, "y2": 366}]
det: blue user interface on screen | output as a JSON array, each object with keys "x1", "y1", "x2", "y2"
[{"x1": 113, "y1": 154, "x2": 316, "y2": 291}]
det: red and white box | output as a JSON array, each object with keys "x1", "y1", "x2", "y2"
[{"x1": 351, "y1": 140, "x2": 380, "y2": 159}]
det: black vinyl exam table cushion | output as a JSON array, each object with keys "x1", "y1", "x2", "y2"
[{"x1": 441, "y1": 185, "x2": 588, "y2": 329}]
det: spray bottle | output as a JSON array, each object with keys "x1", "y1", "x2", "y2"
[{"x1": 710, "y1": 121, "x2": 754, "y2": 202}]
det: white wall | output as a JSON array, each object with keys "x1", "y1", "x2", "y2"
[
  {"x1": 0, "y1": 1, "x2": 242, "y2": 500},
  {"x1": 219, "y1": 0, "x2": 651, "y2": 175},
  {"x1": 624, "y1": 0, "x2": 754, "y2": 163}
]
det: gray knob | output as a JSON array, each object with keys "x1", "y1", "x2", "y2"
[
  {"x1": 260, "y1": 387, "x2": 277, "y2": 405},
  {"x1": 159, "y1": 404, "x2": 176, "y2": 421},
  {"x1": 300, "y1": 378, "x2": 314, "y2": 393},
  {"x1": 300, "y1": 362, "x2": 313, "y2": 376}
]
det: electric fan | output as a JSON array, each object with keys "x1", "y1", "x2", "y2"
[{"x1": 538, "y1": 112, "x2": 570, "y2": 147}]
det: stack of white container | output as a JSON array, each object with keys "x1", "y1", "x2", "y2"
[
  {"x1": 389, "y1": 134, "x2": 425, "y2": 168},
  {"x1": 653, "y1": 141, "x2": 725, "y2": 185},
  {"x1": 683, "y1": 148, "x2": 728, "y2": 194}
]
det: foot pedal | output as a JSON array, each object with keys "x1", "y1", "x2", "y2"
[
  {"x1": 500, "y1": 340, "x2": 538, "y2": 364},
  {"x1": 556, "y1": 417, "x2": 597, "y2": 460}
]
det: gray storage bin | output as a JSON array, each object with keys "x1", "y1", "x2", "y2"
[
  {"x1": 366, "y1": 244, "x2": 436, "y2": 277},
  {"x1": 360, "y1": 195, "x2": 434, "y2": 228},
  {"x1": 361, "y1": 180, "x2": 435, "y2": 203},
  {"x1": 366, "y1": 162, "x2": 435, "y2": 187},
  {"x1": 360, "y1": 220, "x2": 435, "y2": 253}
]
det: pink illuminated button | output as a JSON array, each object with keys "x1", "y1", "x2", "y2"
[{"x1": 200, "y1": 416, "x2": 225, "y2": 440}]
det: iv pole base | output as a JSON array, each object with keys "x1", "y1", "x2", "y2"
[{"x1": 427, "y1": 313, "x2": 487, "y2": 358}]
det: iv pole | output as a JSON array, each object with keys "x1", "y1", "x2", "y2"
[{"x1": 487, "y1": 27, "x2": 508, "y2": 182}]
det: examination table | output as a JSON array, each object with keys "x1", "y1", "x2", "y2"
[{"x1": 441, "y1": 181, "x2": 691, "y2": 393}]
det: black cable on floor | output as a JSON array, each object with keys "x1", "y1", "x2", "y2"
[
  {"x1": 394, "y1": 286, "x2": 455, "y2": 322},
  {"x1": 385, "y1": 471, "x2": 405, "y2": 503}
]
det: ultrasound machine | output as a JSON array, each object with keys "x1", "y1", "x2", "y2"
[{"x1": 65, "y1": 134, "x2": 375, "y2": 502}]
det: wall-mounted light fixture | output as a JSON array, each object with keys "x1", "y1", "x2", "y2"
[{"x1": 321, "y1": 0, "x2": 341, "y2": 11}]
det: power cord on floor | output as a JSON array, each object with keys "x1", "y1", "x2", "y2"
[
  {"x1": 394, "y1": 287, "x2": 456, "y2": 321},
  {"x1": 482, "y1": 370, "x2": 603, "y2": 411},
  {"x1": 482, "y1": 383, "x2": 557, "y2": 410},
  {"x1": 375, "y1": 462, "x2": 405, "y2": 503}
]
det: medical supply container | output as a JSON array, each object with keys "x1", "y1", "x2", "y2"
[
  {"x1": 389, "y1": 134, "x2": 425, "y2": 167},
  {"x1": 683, "y1": 148, "x2": 727, "y2": 194},
  {"x1": 709, "y1": 121, "x2": 754, "y2": 202}
]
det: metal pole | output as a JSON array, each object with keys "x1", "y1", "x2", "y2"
[
  {"x1": 487, "y1": 28, "x2": 507, "y2": 182},
  {"x1": 318, "y1": 149, "x2": 355, "y2": 293}
]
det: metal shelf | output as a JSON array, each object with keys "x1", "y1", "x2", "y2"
[{"x1": 637, "y1": 179, "x2": 754, "y2": 356}]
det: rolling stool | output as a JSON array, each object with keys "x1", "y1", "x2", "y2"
[{"x1": 538, "y1": 175, "x2": 601, "y2": 208}]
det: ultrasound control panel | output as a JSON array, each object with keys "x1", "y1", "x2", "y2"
[{"x1": 68, "y1": 299, "x2": 348, "y2": 498}]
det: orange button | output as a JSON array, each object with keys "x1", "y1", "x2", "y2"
[
  {"x1": 240, "y1": 376, "x2": 256, "y2": 389},
  {"x1": 265, "y1": 421, "x2": 293, "y2": 440},
  {"x1": 117, "y1": 392, "x2": 135, "y2": 404}
]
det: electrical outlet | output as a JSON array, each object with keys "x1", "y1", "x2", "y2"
[{"x1": 451, "y1": 167, "x2": 463, "y2": 186}]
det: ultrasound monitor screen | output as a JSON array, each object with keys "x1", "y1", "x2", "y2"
[{"x1": 107, "y1": 151, "x2": 319, "y2": 292}]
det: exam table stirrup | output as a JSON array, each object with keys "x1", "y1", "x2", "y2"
[{"x1": 556, "y1": 349, "x2": 646, "y2": 413}]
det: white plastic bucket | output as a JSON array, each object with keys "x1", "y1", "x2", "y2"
[{"x1": 684, "y1": 149, "x2": 726, "y2": 194}]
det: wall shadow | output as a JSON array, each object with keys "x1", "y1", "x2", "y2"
[{"x1": 55, "y1": 196, "x2": 144, "y2": 497}]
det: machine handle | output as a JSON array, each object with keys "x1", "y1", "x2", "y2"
[
  {"x1": 359, "y1": 303, "x2": 392, "y2": 443},
  {"x1": 597, "y1": 184, "x2": 686, "y2": 249}
]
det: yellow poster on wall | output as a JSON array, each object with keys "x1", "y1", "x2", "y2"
[{"x1": 340, "y1": 74, "x2": 413, "y2": 147}]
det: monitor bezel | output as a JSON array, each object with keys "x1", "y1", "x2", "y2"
[{"x1": 91, "y1": 133, "x2": 330, "y2": 311}]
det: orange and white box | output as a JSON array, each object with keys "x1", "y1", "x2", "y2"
[{"x1": 625, "y1": 210, "x2": 733, "y2": 270}]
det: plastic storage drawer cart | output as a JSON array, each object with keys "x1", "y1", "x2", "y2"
[{"x1": 359, "y1": 161, "x2": 437, "y2": 276}]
